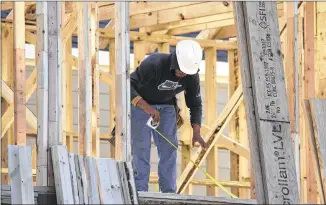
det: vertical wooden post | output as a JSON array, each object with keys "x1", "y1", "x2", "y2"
[
  {"x1": 229, "y1": 49, "x2": 239, "y2": 197},
  {"x1": 61, "y1": 3, "x2": 67, "y2": 147},
  {"x1": 66, "y1": 37, "x2": 74, "y2": 152},
  {"x1": 303, "y1": 2, "x2": 318, "y2": 203},
  {"x1": 115, "y1": 2, "x2": 131, "y2": 161},
  {"x1": 158, "y1": 43, "x2": 170, "y2": 53},
  {"x1": 1, "y1": 24, "x2": 14, "y2": 184},
  {"x1": 36, "y1": 1, "x2": 49, "y2": 186},
  {"x1": 48, "y1": 2, "x2": 63, "y2": 186},
  {"x1": 78, "y1": 2, "x2": 92, "y2": 156},
  {"x1": 109, "y1": 39, "x2": 116, "y2": 158},
  {"x1": 285, "y1": 2, "x2": 301, "y2": 192},
  {"x1": 205, "y1": 47, "x2": 218, "y2": 196},
  {"x1": 133, "y1": 41, "x2": 146, "y2": 70},
  {"x1": 90, "y1": 2, "x2": 100, "y2": 157},
  {"x1": 13, "y1": 2, "x2": 26, "y2": 145}
]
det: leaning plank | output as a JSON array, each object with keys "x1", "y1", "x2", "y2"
[
  {"x1": 51, "y1": 145, "x2": 74, "y2": 204},
  {"x1": 125, "y1": 161, "x2": 139, "y2": 204},
  {"x1": 233, "y1": 2, "x2": 299, "y2": 203},
  {"x1": 97, "y1": 158, "x2": 124, "y2": 204},
  {"x1": 8, "y1": 145, "x2": 34, "y2": 204},
  {"x1": 85, "y1": 156, "x2": 100, "y2": 204},
  {"x1": 117, "y1": 161, "x2": 131, "y2": 204},
  {"x1": 68, "y1": 153, "x2": 79, "y2": 204},
  {"x1": 177, "y1": 86, "x2": 243, "y2": 194},
  {"x1": 74, "y1": 155, "x2": 88, "y2": 204},
  {"x1": 304, "y1": 99, "x2": 326, "y2": 203}
]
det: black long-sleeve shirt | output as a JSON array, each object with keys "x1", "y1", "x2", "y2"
[{"x1": 130, "y1": 52, "x2": 202, "y2": 125}]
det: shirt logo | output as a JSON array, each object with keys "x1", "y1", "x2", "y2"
[{"x1": 158, "y1": 80, "x2": 182, "y2": 90}]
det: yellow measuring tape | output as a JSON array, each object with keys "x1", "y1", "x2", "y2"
[{"x1": 152, "y1": 128, "x2": 238, "y2": 198}]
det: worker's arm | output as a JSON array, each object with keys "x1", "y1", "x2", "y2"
[
  {"x1": 130, "y1": 55, "x2": 161, "y2": 122},
  {"x1": 185, "y1": 74, "x2": 207, "y2": 149}
]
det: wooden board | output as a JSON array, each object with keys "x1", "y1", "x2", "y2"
[
  {"x1": 68, "y1": 153, "x2": 79, "y2": 204},
  {"x1": 8, "y1": 145, "x2": 34, "y2": 204},
  {"x1": 114, "y1": 2, "x2": 132, "y2": 161},
  {"x1": 36, "y1": 1, "x2": 49, "y2": 187},
  {"x1": 125, "y1": 161, "x2": 139, "y2": 204},
  {"x1": 51, "y1": 145, "x2": 74, "y2": 204},
  {"x1": 85, "y1": 156, "x2": 100, "y2": 204},
  {"x1": 97, "y1": 158, "x2": 124, "y2": 204},
  {"x1": 74, "y1": 155, "x2": 88, "y2": 204},
  {"x1": 233, "y1": 2, "x2": 300, "y2": 203},
  {"x1": 117, "y1": 161, "x2": 131, "y2": 204},
  {"x1": 304, "y1": 99, "x2": 326, "y2": 203}
]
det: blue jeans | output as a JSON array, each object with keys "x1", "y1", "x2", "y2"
[{"x1": 131, "y1": 104, "x2": 177, "y2": 193}]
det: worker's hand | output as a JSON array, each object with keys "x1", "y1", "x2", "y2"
[
  {"x1": 148, "y1": 107, "x2": 160, "y2": 124},
  {"x1": 192, "y1": 124, "x2": 207, "y2": 150},
  {"x1": 136, "y1": 98, "x2": 160, "y2": 123}
]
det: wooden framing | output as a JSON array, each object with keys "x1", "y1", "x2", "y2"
[{"x1": 1, "y1": 1, "x2": 326, "y2": 202}]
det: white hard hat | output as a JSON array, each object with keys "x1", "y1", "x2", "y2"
[{"x1": 176, "y1": 40, "x2": 203, "y2": 75}]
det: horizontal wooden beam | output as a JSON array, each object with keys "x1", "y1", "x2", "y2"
[
  {"x1": 167, "y1": 18, "x2": 234, "y2": 36},
  {"x1": 99, "y1": 29, "x2": 237, "y2": 49},
  {"x1": 145, "y1": 13, "x2": 233, "y2": 33},
  {"x1": 99, "y1": 2, "x2": 201, "y2": 20},
  {"x1": 149, "y1": 174, "x2": 250, "y2": 188}
]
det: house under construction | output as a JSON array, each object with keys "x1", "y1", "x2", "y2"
[{"x1": 1, "y1": 1, "x2": 326, "y2": 204}]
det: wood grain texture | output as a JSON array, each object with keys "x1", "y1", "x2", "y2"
[
  {"x1": 47, "y1": 2, "x2": 63, "y2": 187},
  {"x1": 68, "y1": 153, "x2": 79, "y2": 204},
  {"x1": 306, "y1": 99, "x2": 326, "y2": 203},
  {"x1": 233, "y1": 2, "x2": 300, "y2": 203},
  {"x1": 74, "y1": 155, "x2": 88, "y2": 204},
  {"x1": 78, "y1": 2, "x2": 92, "y2": 156},
  {"x1": 97, "y1": 158, "x2": 124, "y2": 204},
  {"x1": 36, "y1": 1, "x2": 49, "y2": 186},
  {"x1": 85, "y1": 156, "x2": 100, "y2": 204},
  {"x1": 114, "y1": 2, "x2": 132, "y2": 161},
  {"x1": 8, "y1": 145, "x2": 34, "y2": 204},
  {"x1": 13, "y1": 2, "x2": 26, "y2": 145},
  {"x1": 51, "y1": 145, "x2": 74, "y2": 204}
]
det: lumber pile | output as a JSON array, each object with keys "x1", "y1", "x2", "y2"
[
  {"x1": 51, "y1": 145, "x2": 138, "y2": 204},
  {"x1": 304, "y1": 98, "x2": 326, "y2": 203},
  {"x1": 5, "y1": 145, "x2": 138, "y2": 204}
]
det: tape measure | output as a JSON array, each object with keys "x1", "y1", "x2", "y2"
[{"x1": 147, "y1": 117, "x2": 238, "y2": 198}]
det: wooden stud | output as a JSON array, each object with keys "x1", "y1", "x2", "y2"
[
  {"x1": 303, "y1": 2, "x2": 318, "y2": 203},
  {"x1": 13, "y1": 2, "x2": 26, "y2": 145},
  {"x1": 65, "y1": 37, "x2": 74, "y2": 152},
  {"x1": 114, "y1": 2, "x2": 131, "y2": 161},
  {"x1": 304, "y1": 99, "x2": 326, "y2": 203},
  {"x1": 204, "y1": 47, "x2": 218, "y2": 196},
  {"x1": 78, "y1": 2, "x2": 92, "y2": 156},
  {"x1": 133, "y1": 41, "x2": 146, "y2": 70},
  {"x1": 228, "y1": 50, "x2": 239, "y2": 197},
  {"x1": 109, "y1": 39, "x2": 116, "y2": 158},
  {"x1": 91, "y1": 2, "x2": 100, "y2": 157},
  {"x1": 36, "y1": 1, "x2": 49, "y2": 186},
  {"x1": 1, "y1": 23, "x2": 14, "y2": 184},
  {"x1": 47, "y1": 2, "x2": 63, "y2": 186}
]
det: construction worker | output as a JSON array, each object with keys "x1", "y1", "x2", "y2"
[{"x1": 130, "y1": 39, "x2": 207, "y2": 193}]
